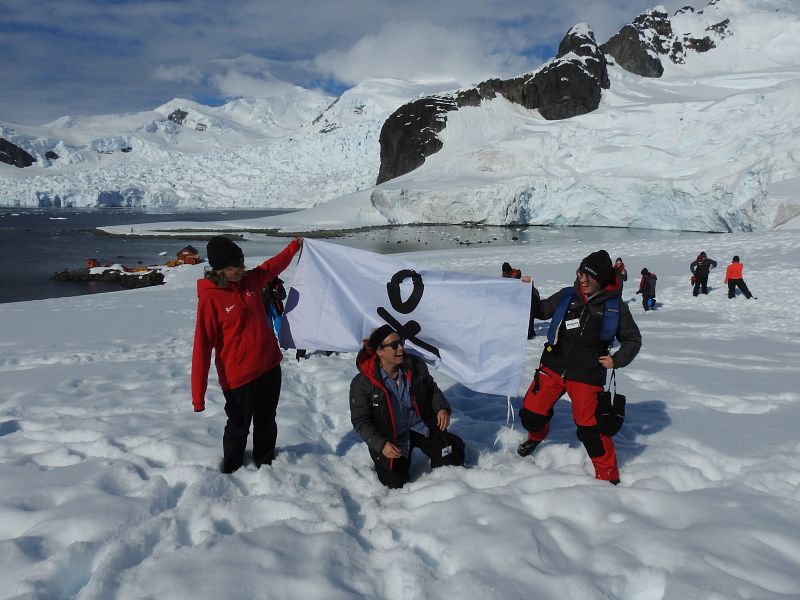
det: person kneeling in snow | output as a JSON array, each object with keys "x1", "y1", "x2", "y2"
[
  {"x1": 517, "y1": 250, "x2": 641, "y2": 484},
  {"x1": 349, "y1": 325, "x2": 465, "y2": 489}
]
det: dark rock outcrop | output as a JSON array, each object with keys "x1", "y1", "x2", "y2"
[
  {"x1": 51, "y1": 268, "x2": 165, "y2": 289},
  {"x1": 602, "y1": 8, "x2": 732, "y2": 76},
  {"x1": 377, "y1": 25, "x2": 609, "y2": 184},
  {"x1": 0, "y1": 138, "x2": 36, "y2": 168},
  {"x1": 45, "y1": 150, "x2": 59, "y2": 160},
  {"x1": 118, "y1": 270, "x2": 165, "y2": 289},
  {"x1": 377, "y1": 96, "x2": 458, "y2": 184},
  {"x1": 601, "y1": 9, "x2": 673, "y2": 77},
  {"x1": 167, "y1": 109, "x2": 188, "y2": 125}
]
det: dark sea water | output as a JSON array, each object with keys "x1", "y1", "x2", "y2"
[
  {"x1": 0, "y1": 206, "x2": 703, "y2": 304},
  {"x1": 0, "y1": 208, "x2": 296, "y2": 303}
]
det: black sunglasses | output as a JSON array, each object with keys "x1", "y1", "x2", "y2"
[{"x1": 380, "y1": 339, "x2": 405, "y2": 350}]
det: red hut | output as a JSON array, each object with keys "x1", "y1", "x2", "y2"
[
  {"x1": 177, "y1": 245, "x2": 202, "y2": 265},
  {"x1": 86, "y1": 258, "x2": 101, "y2": 268}
]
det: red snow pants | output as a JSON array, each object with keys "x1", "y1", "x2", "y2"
[{"x1": 521, "y1": 366, "x2": 619, "y2": 482}]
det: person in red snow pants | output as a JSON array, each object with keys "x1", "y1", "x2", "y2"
[{"x1": 518, "y1": 249, "x2": 641, "y2": 484}]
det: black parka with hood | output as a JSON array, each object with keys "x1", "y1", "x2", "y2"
[
  {"x1": 349, "y1": 349, "x2": 451, "y2": 470},
  {"x1": 533, "y1": 281, "x2": 642, "y2": 386}
]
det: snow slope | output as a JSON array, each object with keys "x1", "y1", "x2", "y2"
[
  {"x1": 2, "y1": 230, "x2": 800, "y2": 599},
  {"x1": 361, "y1": 0, "x2": 800, "y2": 232}
]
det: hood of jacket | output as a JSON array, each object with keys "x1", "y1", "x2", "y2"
[
  {"x1": 356, "y1": 346, "x2": 378, "y2": 377},
  {"x1": 196, "y1": 277, "x2": 253, "y2": 301},
  {"x1": 356, "y1": 346, "x2": 392, "y2": 391},
  {"x1": 197, "y1": 278, "x2": 217, "y2": 297}
]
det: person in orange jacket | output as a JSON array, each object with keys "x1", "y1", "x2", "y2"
[
  {"x1": 502, "y1": 262, "x2": 523, "y2": 279},
  {"x1": 192, "y1": 235, "x2": 302, "y2": 473},
  {"x1": 724, "y1": 255, "x2": 755, "y2": 300}
]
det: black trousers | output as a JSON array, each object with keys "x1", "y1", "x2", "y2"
[
  {"x1": 728, "y1": 279, "x2": 752, "y2": 299},
  {"x1": 693, "y1": 276, "x2": 709, "y2": 296},
  {"x1": 373, "y1": 429, "x2": 465, "y2": 489},
  {"x1": 221, "y1": 366, "x2": 281, "y2": 473}
]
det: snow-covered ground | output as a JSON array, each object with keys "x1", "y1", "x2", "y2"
[{"x1": 2, "y1": 230, "x2": 799, "y2": 599}]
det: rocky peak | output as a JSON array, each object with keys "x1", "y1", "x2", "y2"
[
  {"x1": 377, "y1": 25, "x2": 609, "y2": 184},
  {"x1": 601, "y1": 9, "x2": 674, "y2": 77},
  {"x1": 602, "y1": 3, "x2": 733, "y2": 77},
  {"x1": 167, "y1": 109, "x2": 189, "y2": 125}
]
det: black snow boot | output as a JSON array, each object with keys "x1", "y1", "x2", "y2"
[{"x1": 517, "y1": 439, "x2": 540, "y2": 457}]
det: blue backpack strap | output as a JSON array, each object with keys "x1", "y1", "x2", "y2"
[
  {"x1": 547, "y1": 288, "x2": 621, "y2": 348},
  {"x1": 546, "y1": 287, "x2": 574, "y2": 348},
  {"x1": 601, "y1": 296, "x2": 621, "y2": 343}
]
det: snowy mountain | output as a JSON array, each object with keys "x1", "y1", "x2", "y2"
[
  {"x1": 0, "y1": 80, "x2": 426, "y2": 210},
  {"x1": 3, "y1": 0, "x2": 800, "y2": 232},
  {"x1": 367, "y1": 0, "x2": 800, "y2": 232}
]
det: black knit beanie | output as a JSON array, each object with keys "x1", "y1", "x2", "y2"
[
  {"x1": 206, "y1": 236, "x2": 244, "y2": 270},
  {"x1": 578, "y1": 249, "x2": 613, "y2": 285},
  {"x1": 501, "y1": 262, "x2": 512, "y2": 273},
  {"x1": 368, "y1": 324, "x2": 397, "y2": 350}
]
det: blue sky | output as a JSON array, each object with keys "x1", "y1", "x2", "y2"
[{"x1": 1, "y1": 0, "x2": 688, "y2": 124}]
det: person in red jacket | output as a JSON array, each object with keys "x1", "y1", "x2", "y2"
[
  {"x1": 613, "y1": 257, "x2": 628, "y2": 292},
  {"x1": 724, "y1": 255, "x2": 755, "y2": 299},
  {"x1": 192, "y1": 235, "x2": 302, "y2": 473}
]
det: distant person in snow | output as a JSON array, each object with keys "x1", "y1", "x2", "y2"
[
  {"x1": 501, "y1": 262, "x2": 522, "y2": 279},
  {"x1": 637, "y1": 268, "x2": 657, "y2": 311},
  {"x1": 192, "y1": 235, "x2": 302, "y2": 473},
  {"x1": 613, "y1": 257, "x2": 628, "y2": 293},
  {"x1": 724, "y1": 255, "x2": 755, "y2": 299},
  {"x1": 349, "y1": 325, "x2": 465, "y2": 489},
  {"x1": 261, "y1": 276, "x2": 287, "y2": 343},
  {"x1": 502, "y1": 261, "x2": 538, "y2": 338},
  {"x1": 517, "y1": 250, "x2": 641, "y2": 484},
  {"x1": 690, "y1": 251, "x2": 717, "y2": 296}
]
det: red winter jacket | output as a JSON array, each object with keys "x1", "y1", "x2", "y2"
[{"x1": 191, "y1": 240, "x2": 301, "y2": 411}]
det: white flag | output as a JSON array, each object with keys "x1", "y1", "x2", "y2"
[{"x1": 283, "y1": 239, "x2": 531, "y2": 397}]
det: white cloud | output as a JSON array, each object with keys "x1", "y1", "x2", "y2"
[
  {"x1": 153, "y1": 65, "x2": 204, "y2": 85},
  {"x1": 0, "y1": 0, "x2": 693, "y2": 124},
  {"x1": 210, "y1": 70, "x2": 299, "y2": 100},
  {"x1": 314, "y1": 21, "x2": 532, "y2": 87}
]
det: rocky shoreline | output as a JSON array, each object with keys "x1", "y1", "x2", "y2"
[{"x1": 50, "y1": 268, "x2": 165, "y2": 289}]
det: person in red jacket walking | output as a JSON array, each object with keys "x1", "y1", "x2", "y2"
[
  {"x1": 613, "y1": 257, "x2": 628, "y2": 292},
  {"x1": 724, "y1": 255, "x2": 755, "y2": 299},
  {"x1": 192, "y1": 235, "x2": 302, "y2": 473}
]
